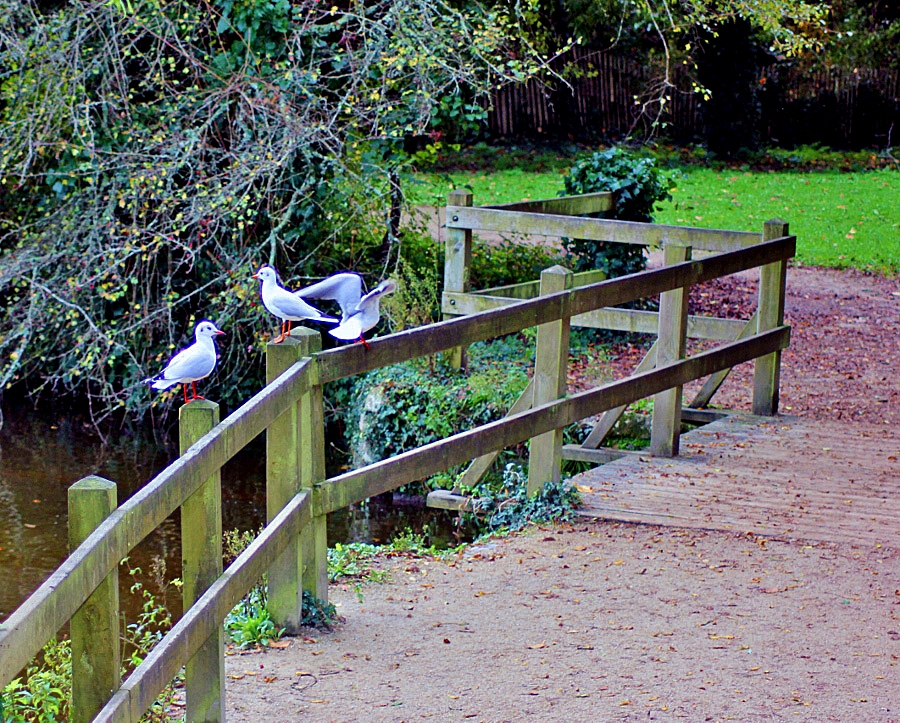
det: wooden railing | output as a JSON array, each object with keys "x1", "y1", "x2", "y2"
[
  {"x1": 438, "y1": 189, "x2": 789, "y2": 493},
  {"x1": 0, "y1": 191, "x2": 793, "y2": 722}
]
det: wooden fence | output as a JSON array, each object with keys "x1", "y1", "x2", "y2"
[
  {"x1": 488, "y1": 46, "x2": 899, "y2": 148},
  {"x1": 0, "y1": 191, "x2": 794, "y2": 722}
]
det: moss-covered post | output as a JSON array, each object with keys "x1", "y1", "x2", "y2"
[
  {"x1": 444, "y1": 189, "x2": 473, "y2": 369},
  {"x1": 753, "y1": 220, "x2": 789, "y2": 415},
  {"x1": 179, "y1": 399, "x2": 224, "y2": 722},
  {"x1": 650, "y1": 244, "x2": 691, "y2": 456},
  {"x1": 528, "y1": 265, "x2": 573, "y2": 494},
  {"x1": 266, "y1": 327, "x2": 323, "y2": 628},
  {"x1": 69, "y1": 476, "x2": 119, "y2": 723}
]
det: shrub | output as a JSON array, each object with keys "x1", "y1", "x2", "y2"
[
  {"x1": 561, "y1": 147, "x2": 675, "y2": 277},
  {"x1": 470, "y1": 240, "x2": 561, "y2": 290},
  {"x1": 344, "y1": 337, "x2": 532, "y2": 490},
  {"x1": 461, "y1": 462, "x2": 582, "y2": 533}
]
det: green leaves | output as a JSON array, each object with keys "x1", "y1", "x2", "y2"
[{"x1": 561, "y1": 147, "x2": 675, "y2": 277}]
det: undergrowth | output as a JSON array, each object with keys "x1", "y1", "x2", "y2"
[{"x1": 460, "y1": 463, "x2": 582, "y2": 533}]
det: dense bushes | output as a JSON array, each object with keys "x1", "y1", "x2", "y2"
[
  {"x1": 344, "y1": 337, "x2": 532, "y2": 477},
  {"x1": 560, "y1": 147, "x2": 675, "y2": 278}
]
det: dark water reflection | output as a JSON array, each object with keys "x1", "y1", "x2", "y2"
[{"x1": 0, "y1": 409, "x2": 459, "y2": 624}]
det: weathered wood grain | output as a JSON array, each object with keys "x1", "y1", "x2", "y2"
[
  {"x1": 444, "y1": 292, "x2": 747, "y2": 340},
  {"x1": 266, "y1": 332, "x2": 315, "y2": 632},
  {"x1": 179, "y1": 401, "x2": 224, "y2": 722},
  {"x1": 94, "y1": 491, "x2": 313, "y2": 723},
  {"x1": 318, "y1": 237, "x2": 795, "y2": 384},
  {"x1": 651, "y1": 245, "x2": 691, "y2": 456},
  {"x1": 69, "y1": 477, "x2": 119, "y2": 723},
  {"x1": 0, "y1": 360, "x2": 311, "y2": 687},
  {"x1": 444, "y1": 190, "x2": 474, "y2": 368},
  {"x1": 529, "y1": 266, "x2": 572, "y2": 492},
  {"x1": 484, "y1": 191, "x2": 614, "y2": 215},
  {"x1": 315, "y1": 326, "x2": 789, "y2": 515},
  {"x1": 753, "y1": 221, "x2": 789, "y2": 415},
  {"x1": 447, "y1": 207, "x2": 761, "y2": 251}
]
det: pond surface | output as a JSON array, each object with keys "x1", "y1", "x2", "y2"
[{"x1": 0, "y1": 408, "x2": 459, "y2": 624}]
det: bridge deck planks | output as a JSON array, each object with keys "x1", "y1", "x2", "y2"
[{"x1": 574, "y1": 415, "x2": 899, "y2": 549}]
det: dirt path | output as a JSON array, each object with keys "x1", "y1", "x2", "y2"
[{"x1": 218, "y1": 265, "x2": 899, "y2": 722}]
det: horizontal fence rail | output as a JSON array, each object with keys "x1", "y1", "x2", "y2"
[
  {"x1": 318, "y1": 236, "x2": 794, "y2": 384},
  {"x1": 443, "y1": 293, "x2": 748, "y2": 340},
  {"x1": 95, "y1": 491, "x2": 313, "y2": 722},
  {"x1": 446, "y1": 206, "x2": 763, "y2": 252},
  {"x1": 314, "y1": 326, "x2": 790, "y2": 516}
]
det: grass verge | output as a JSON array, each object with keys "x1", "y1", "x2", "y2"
[{"x1": 413, "y1": 150, "x2": 898, "y2": 275}]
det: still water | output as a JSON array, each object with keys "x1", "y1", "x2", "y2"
[{"x1": 0, "y1": 408, "x2": 458, "y2": 623}]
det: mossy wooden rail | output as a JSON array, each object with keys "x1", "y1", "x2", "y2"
[{"x1": 0, "y1": 194, "x2": 793, "y2": 722}]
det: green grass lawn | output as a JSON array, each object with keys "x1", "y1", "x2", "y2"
[{"x1": 413, "y1": 164, "x2": 899, "y2": 275}]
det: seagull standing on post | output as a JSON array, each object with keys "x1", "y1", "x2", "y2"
[
  {"x1": 144, "y1": 320, "x2": 225, "y2": 403},
  {"x1": 297, "y1": 273, "x2": 396, "y2": 349},
  {"x1": 253, "y1": 265, "x2": 338, "y2": 343}
]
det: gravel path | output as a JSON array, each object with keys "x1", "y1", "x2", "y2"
[{"x1": 215, "y1": 264, "x2": 899, "y2": 722}]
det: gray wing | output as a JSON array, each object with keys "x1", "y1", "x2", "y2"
[
  {"x1": 356, "y1": 278, "x2": 397, "y2": 311},
  {"x1": 295, "y1": 273, "x2": 364, "y2": 319}
]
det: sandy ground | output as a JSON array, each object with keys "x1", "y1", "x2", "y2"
[
  {"x1": 222, "y1": 525, "x2": 897, "y2": 722},
  {"x1": 210, "y1": 264, "x2": 899, "y2": 722}
]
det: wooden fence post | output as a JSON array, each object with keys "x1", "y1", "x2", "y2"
[
  {"x1": 266, "y1": 327, "x2": 324, "y2": 629},
  {"x1": 444, "y1": 189, "x2": 473, "y2": 369},
  {"x1": 298, "y1": 336, "x2": 328, "y2": 602},
  {"x1": 753, "y1": 220, "x2": 789, "y2": 415},
  {"x1": 528, "y1": 265, "x2": 573, "y2": 494},
  {"x1": 650, "y1": 244, "x2": 691, "y2": 456},
  {"x1": 179, "y1": 399, "x2": 224, "y2": 723},
  {"x1": 69, "y1": 476, "x2": 119, "y2": 723}
]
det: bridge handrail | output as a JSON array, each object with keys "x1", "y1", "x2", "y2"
[
  {"x1": 316, "y1": 236, "x2": 793, "y2": 384},
  {"x1": 0, "y1": 212, "x2": 795, "y2": 720}
]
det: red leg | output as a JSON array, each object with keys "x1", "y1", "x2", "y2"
[
  {"x1": 183, "y1": 384, "x2": 189, "y2": 404},
  {"x1": 192, "y1": 381, "x2": 205, "y2": 400},
  {"x1": 359, "y1": 335, "x2": 371, "y2": 350},
  {"x1": 286, "y1": 320, "x2": 292, "y2": 338},
  {"x1": 274, "y1": 321, "x2": 287, "y2": 344}
]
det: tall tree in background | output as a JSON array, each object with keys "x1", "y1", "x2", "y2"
[{"x1": 0, "y1": 0, "x2": 546, "y2": 425}]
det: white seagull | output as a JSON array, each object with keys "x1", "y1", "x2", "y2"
[
  {"x1": 294, "y1": 272, "x2": 365, "y2": 323},
  {"x1": 144, "y1": 320, "x2": 225, "y2": 403},
  {"x1": 253, "y1": 265, "x2": 338, "y2": 343},
  {"x1": 327, "y1": 278, "x2": 398, "y2": 347}
]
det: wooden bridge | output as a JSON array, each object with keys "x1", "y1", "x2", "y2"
[{"x1": 0, "y1": 190, "x2": 794, "y2": 721}]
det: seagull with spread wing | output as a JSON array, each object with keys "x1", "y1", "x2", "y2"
[{"x1": 297, "y1": 272, "x2": 396, "y2": 349}]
